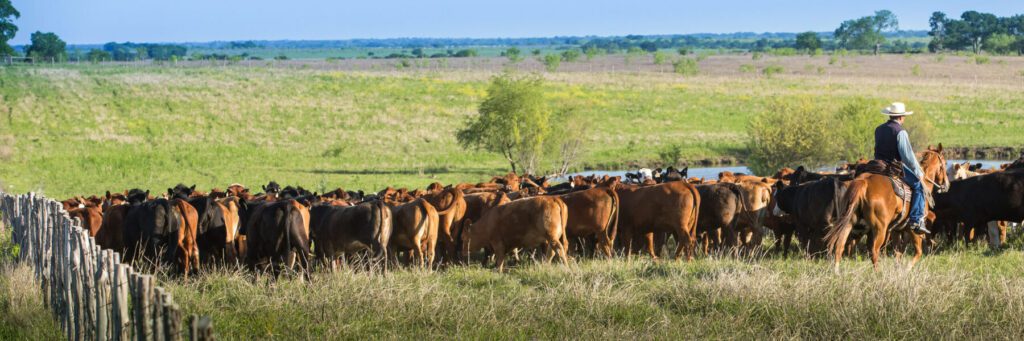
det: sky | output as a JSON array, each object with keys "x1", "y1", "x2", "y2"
[{"x1": 9, "y1": 1, "x2": 1024, "y2": 45}]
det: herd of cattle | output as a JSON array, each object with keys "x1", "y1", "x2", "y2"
[{"x1": 56, "y1": 148, "x2": 1024, "y2": 277}]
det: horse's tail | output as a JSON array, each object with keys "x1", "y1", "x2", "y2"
[{"x1": 824, "y1": 178, "x2": 868, "y2": 254}]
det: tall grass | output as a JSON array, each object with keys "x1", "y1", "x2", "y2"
[{"x1": 157, "y1": 250, "x2": 1024, "y2": 339}]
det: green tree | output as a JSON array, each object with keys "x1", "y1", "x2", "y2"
[
  {"x1": 457, "y1": 72, "x2": 551, "y2": 174},
  {"x1": 984, "y1": 33, "x2": 1017, "y2": 55},
  {"x1": 454, "y1": 49, "x2": 477, "y2": 57},
  {"x1": 26, "y1": 31, "x2": 66, "y2": 62},
  {"x1": 584, "y1": 46, "x2": 600, "y2": 61},
  {"x1": 542, "y1": 54, "x2": 560, "y2": 72},
  {"x1": 652, "y1": 51, "x2": 668, "y2": 65},
  {"x1": 560, "y1": 49, "x2": 580, "y2": 62},
  {"x1": 672, "y1": 58, "x2": 698, "y2": 76},
  {"x1": 0, "y1": 0, "x2": 18, "y2": 57},
  {"x1": 928, "y1": 11, "x2": 949, "y2": 52},
  {"x1": 86, "y1": 49, "x2": 111, "y2": 62},
  {"x1": 795, "y1": 32, "x2": 821, "y2": 52},
  {"x1": 503, "y1": 47, "x2": 522, "y2": 63},
  {"x1": 834, "y1": 10, "x2": 898, "y2": 54}
]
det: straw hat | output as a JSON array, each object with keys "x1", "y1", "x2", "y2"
[{"x1": 881, "y1": 102, "x2": 913, "y2": 116}]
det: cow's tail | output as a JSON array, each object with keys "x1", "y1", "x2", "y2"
[
  {"x1": 824, "y1": 178, "x2": 868, "y2": 254},
  {"x1": 371, "y1": 200, "x2": 391, "y2": 261},
  {"x1": 433, "y1": 189, "x2": 464, "y2": 216},
  {"x1": 558, "y1": 199, "x2": 569, "y2": 256},
  {"x1": 687, "y1": 184, "x2": 701, "y2": 242},
  {"x1": 604, "y1": 188, "x2": 620, "y2": 243}
]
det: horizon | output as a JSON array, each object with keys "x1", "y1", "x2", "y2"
[{"x1": 9, "y1": 0, "x2": 1024, "y2": 45}]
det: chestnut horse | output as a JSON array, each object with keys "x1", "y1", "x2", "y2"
[{"x1": 824, "y1": 145, "x2": 950, "y2": 271}]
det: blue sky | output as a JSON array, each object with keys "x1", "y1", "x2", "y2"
[{"x1": 9, "y1": 1, "x2": 1024, "y2": 44}]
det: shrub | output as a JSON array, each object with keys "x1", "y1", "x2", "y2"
[
  {"x1": 658, "y1": 144, "x2": 684, "y2": 166},
  {"x1": 974, "y1": 55, "x2": 990, "y2": 65},
  {"x1": 767, "y1": 47, "x2": 797, "y2": 56},
  {"x1": 653, "y1": 51, "x2": 668, "y2": 65},
  {"x1": 747, "y1": 98, "x2": 840, "y2": 175},
  {"x1": 542, "y1": 54, "x2": 560, "y2": 72},
  {"x1": 560, "y1": 49, "x2": 581, "y2": 62},
  {"x1": 672, "y1": 58, "x2": 699, "y2": 76},
  {"x1": 762, "y1": 65, "x2": 784, "y2": 77},
  {"x1": 911, "y1": 64, "x2": 921, "y2": 76},
  {"x1": 936, "y1": 54, "x2": 946, "y2": 62},
  {"x1": 751, "y1": 52, "x2": 763, "y2": 60},
  {"x1": 677, "y1": 47, "x2": 691, "y2": 55},
  {"x1": 739, "y1": 64, "x2": 755, "y2": 73},
  {"x1": 828, "y1": 55, "x2": 839, "y2": 65}
]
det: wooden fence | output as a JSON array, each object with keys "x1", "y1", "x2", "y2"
[{"x1": 1, "y1": 192, "x2": 214, "y2": 341}]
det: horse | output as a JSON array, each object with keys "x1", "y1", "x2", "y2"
[{"x1": 824, "y1": 145, "x2": 950, "y2": 271}]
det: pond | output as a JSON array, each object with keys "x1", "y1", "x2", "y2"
[{"x1": 560, "y1": 159, "x2": 1011, "y2": 181}]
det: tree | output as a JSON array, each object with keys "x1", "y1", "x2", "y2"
[
  {"x1": 928, "y1": 11, "x2": 949, "y2": 52},
  {"x1": 454, "y1": 49, "x2": 477, "y2": 57},
  {"x1": 503, "y1": 47, "x2": 522, "y2": 63},
  {"x1": 984, "y1": 33, "x2": 1017, "y2": 55},
  {"x1": 411, "y1": 48, "x2": 424, "y2": 58},
  {"x1": 560, "y1": 48, "x2": 580, "y2": 62},
  {"x1": 584, "y1": 46, "x2": 600, "y2": 61},
  {"x1": 457, "y1": 72, "x2": 551, "y2": 174},
  {"x1": 0, "y1": 0, "x2": 18, "y2": 57},
  {"x1": 86, "y1": 49, "x2": 111, "y2": 62},
  {"x1": 961, "y1": 11, "x2": 1000, "y2": 53},
  {"x1": 834, "y1": 10, "x2": 898, "y2": 54},
  {"x1": 542, "y1": 54, "x2": 560, "y2": 72},
  {"x1": 26, "y1": 31, "x2": 66, "y2": 62},
  {"x1": 795, "y1": 31, "x2": 821, "y2": 52}
]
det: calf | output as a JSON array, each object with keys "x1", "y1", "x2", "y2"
[{"x1": 386, "y1": 198, "x2": 439, "y2": 268}]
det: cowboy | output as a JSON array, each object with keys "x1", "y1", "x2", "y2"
[{"x1": 874, "y1": 102, "x2": 929, "y2": 234}]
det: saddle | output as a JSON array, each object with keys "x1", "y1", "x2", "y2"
[{"x1": 855, "y1": 160, "x2": 913, "y2": 230}]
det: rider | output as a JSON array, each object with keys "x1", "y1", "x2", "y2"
[{"x1": 874, "y1": 102, "x2": 929, "y2": 234}]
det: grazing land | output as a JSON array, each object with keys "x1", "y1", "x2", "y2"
[
  {"x1": 2, "y1": 54, "x2": 1024, "y2": 198},
  {"x1": 3, "y1": 53, "x2": 1024, "y2": 338}
]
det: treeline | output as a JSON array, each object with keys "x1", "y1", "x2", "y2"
[
  {"x1": 929, "y1": 11, "x2": 1024, "y2": 54},
  {"x1": 98, "y1": 42, "x2": 188, "y2": 61}
]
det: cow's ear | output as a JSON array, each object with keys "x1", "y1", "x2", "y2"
[
  {"x1": 262, "y1": 185, "x2": 268, "y2": 191},
  {"x1": 190, "y1": 184, "x2": 196, "y2": 191},
  {"x1": 761, "y1": 177, "x2": 769, "y2": 183},
  {"x1": 937, "y1": 143, "x2": 943, "y2": 152},
  {"x1": 145, "y1": 190, "x2": 150, "y2": 197},
  {"x1": 106, "y1": 191, "x2": 112, "y2": 199},
  {"x1": 167, "y1": 188, "x2": 173, "y2": 196}
]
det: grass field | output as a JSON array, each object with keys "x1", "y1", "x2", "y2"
[
  {"x1": 155, "y1": 247, "x2": 1024, "y2": 339},
  {"x1": 3, "y1": 54, "x2": 1024, "y2": 199},
  {"x1": 3, "y1": 53, "x2": 1024, "y2": 338}
]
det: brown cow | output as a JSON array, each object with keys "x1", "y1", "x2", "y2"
[
  {"x1": 171, "y1": 199, "x2": 200, "y2": 278},
  {"x1": 421, "y1": 187, "x2": 467, "y2": 263},
  {"x1": 96, "y1": 204, "x2": 129, "y2": 251},
  {"x1": 462, "y1": 192, "x2": 511, "y2": 227},
  {"x1": 615, "y1": 181, "x2": 701, "y2": 260},
  {"x1": 69, "y1": 204, "x2": 104, "y2": 237},
  {"x1": 559, "y1": 187, "x2": 619, "y2": 258},
  {"x1": 386, "y1": 198, "x2": 439, "y2": 268},
  {"x1": 461, "y1": 196, "x2": 569, "y2": 272}
]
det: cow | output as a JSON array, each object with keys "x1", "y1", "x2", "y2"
[
  {"x1": 614, "y1": 181, "x2": 701, "y2": 260},
  {"x1": 68, "y1": 204, "x2": 103, "y2": 237},
  {"x1": 934, "y1": 168, "x2": 1024, "y2": 250},
  {"x1": 122, "y1": 190, "x2": 199, "y2": 278},
  {"x1": 309, "y1": 200, "x2": 392, "y2": 271},
  {"x1": 246, "y1": 199, "x2": 312, "y2": 278},
  {"x1": 420, "y1": 187, "x2": 467, "y2": 264},
  {"x1": 772, "y1": 177, "x2": 851, "y2": 256},
  {"x1": 559, "y1": 186, "x2": 619, "y2": 258},
  {"x1": 461, "y1": 196, "x2": 569, "y2": 272},
  {"x1": 693, "y1": 183, "x2": 746, "y2": 254},
  {"x1": 188, "y1": 196, "x2": 236, "y2": 264},
  {"x1": 386, "y1": 198, "x2": 439, "y2": 268}
]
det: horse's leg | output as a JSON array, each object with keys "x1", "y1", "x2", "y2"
[
  {"x1": 869, "y1": 221, "x2": 887, "y2": 272},
  {"x1": 908, "y1": 231, "x2": 923, "y2": 270}
]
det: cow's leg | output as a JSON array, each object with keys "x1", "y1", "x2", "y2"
[
  {"x1": 597, "y1": 233, "x2": 613, "y2": 259},
  {"x1": 493, "y1": 244, "x2": 507, "y2": 272},
  {"x1": 987, "y1": 221, "x2": 1002, "y2": 250},
  {"x1": 781, "y1": 231, "x2": 792, "y2": 257}
]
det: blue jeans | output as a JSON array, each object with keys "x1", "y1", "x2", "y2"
[{"x1": 903, "y1": 165, "x2": 925, "y2": 224}]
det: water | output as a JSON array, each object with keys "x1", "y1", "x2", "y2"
[{"x1": 560, "y1": 159, "x2": 1011, "y2": 182}]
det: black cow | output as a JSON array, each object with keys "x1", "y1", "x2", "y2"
[
  {"x1": 934, "y1": 169, "x2": 1024, "y2": 245},
  {"x1": 123, "y1": 196, "x2": 181, "y2": 266},
  {"x1": 187, "y1": 196, "x2": 233, "y2": 263},
  {"x1": 309, "y1": 200, "x2": 392, "y2": 271},
  {"x1": 245, "y1": 199, "x2": 312, "y2": 278},
  {"x1": 773, "y1": 177, "x2": 851, "y2": 256}
]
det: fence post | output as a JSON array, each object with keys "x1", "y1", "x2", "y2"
[
  {"x1": 189, "y1": 315, "x2": 213, "y2": 341},
  {"x1": 97, "y1": 248, "x2": 111, "y2": 341}
]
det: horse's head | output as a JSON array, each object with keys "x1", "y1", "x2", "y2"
[{"x1": 921, "y1": 144, "x2": 950, "y2": 193}]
